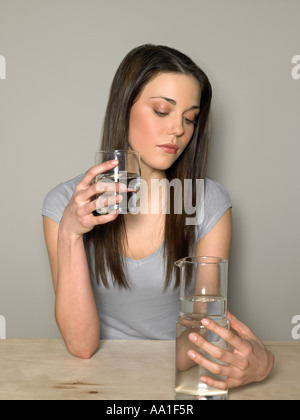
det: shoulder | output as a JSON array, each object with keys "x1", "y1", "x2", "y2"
[
  {"x1": 42, "y1": 173, "x2": 85, "y2": 224},
  {"x1": 196, "y1": 177, "x2": 232, "y2": 240},
  {"x1": 204, "y1": 177, "x2": 231, "y2": 207}
]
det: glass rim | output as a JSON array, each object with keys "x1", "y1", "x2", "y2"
[
  {"x1": 95, "y1": 150, "x2": 140, "y2": 156},
  {"x1": 175, "y1": 256, "x2": 228, "y2": 266}
]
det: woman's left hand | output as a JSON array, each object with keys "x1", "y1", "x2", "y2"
[{"x1": 187, "y1": 310, "x2": 274, "y2": 389}]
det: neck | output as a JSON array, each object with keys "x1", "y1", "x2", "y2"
[{"x1": 140, "y1": 161, "x2": 166, "y2": 186}]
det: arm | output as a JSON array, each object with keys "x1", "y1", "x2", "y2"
[
  {"x1": 43, "y1": 160, "x2": 122, "y2": 359},
  {"x1": 195, "y1": 207, "x2": 232, "y2": 260},
  {"x1": 186, "y1": 208, "x2": 274, "y2": 388},
  {"x1": 176, "y1": 208, "x2": 232, "y2": 371},
  {"x1": 43, "y1": 217, "x2": 100, "y2": 359}
]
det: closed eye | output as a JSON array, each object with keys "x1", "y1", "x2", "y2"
[
  {"x1": 154, "y1": 109, "x2": 198, "y2": 126},
  {"x1": 154, "y1": 110, "x2": 169, "y2": 117},
  {"x1": 184, "y1": 117, "x2": 196, "y2": 126}
]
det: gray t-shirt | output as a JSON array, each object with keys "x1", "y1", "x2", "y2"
[{"x1": 42, "y1": 175, "x2": 232, "y2": 340}]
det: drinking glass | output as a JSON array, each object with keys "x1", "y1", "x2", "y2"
[
  {"x1": 174, "y1": 256, "x2": 230, "y2": 400},
  {"x1": 94, "y1": 150, "x2": 141, "y2": 214}
]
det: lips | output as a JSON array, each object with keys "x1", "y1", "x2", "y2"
[{"x1": 157, "y1": 143, "x2": 179, "y2": 154}]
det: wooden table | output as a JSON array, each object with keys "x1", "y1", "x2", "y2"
[{"x1": 0, "y1": 340, "x2": 299, "y2": 400}]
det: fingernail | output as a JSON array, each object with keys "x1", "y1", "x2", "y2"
[
  {"x1": 189, "y1": 333, "x2": 198, "y2": 342},
  {"x1": 202, "y1": 318, "x2": 210, "y2": 326},
  {"x1": 111, "y1": 159, "x2": 119, "y2": 164},
  {"x1": 187, "y1": 350, "x2": 196, "y2": 359}
]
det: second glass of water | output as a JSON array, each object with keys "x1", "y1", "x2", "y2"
[
  {"x1": 94, "y1": 150, "x2": 141, "y2": 214},
  {"x1": 174, "y1": 256, "x2": 230, "y2": 400}
]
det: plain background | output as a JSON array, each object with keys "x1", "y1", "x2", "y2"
[{"x1": 0, "y1": 0, "x2": 299, "y2": 340}]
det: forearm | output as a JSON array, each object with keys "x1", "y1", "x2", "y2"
[{"x1": 55, "y1": 227, "x2": 100, "y2": 358}]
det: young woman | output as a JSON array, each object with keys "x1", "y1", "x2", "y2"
[{"x1": 42, "y1": 44, "x2": 273, "y2": 390}]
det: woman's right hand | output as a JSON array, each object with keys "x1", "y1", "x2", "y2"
[{"x1": 59, "y1": 159, "x2": 124, "y2": 238}]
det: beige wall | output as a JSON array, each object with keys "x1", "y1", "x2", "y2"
[{"x1": 0, "y1": 0, "x2": 299, "y2": 340}]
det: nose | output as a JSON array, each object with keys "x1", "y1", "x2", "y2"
[{"x1": 168, "y1": 115, "x2": 185, "y2": 137}]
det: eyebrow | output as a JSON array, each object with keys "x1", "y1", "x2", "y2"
[{"x1": 149, "y1": 96, "x2": 200, "y2": 111}]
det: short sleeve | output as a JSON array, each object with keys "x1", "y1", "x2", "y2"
[
  {"x1": 195, "y1": 177, "x2": 232, "y2": 241},
  {"x1": 42, "y1": 174, "x2": 85, "y2": 224}
]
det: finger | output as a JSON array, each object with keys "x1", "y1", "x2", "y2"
[
  {"x1": 76, "y1": 160, "x2": 119, "y2": 190},
  {"x1": 227, "y1": 311, "x2": 256, "y2": 340},
  {"x1": 82, "y1": 194, "x2": 122, "y2": 216},
  {"x1": 76, "y1": 179, "x2": 126, "y2": 206},
  {"x1": 188, "y1": 331, "x2": 241, "y2": 367},
  {"x1": 77, "y1": 181, "x2": 109, "y2": 203},
  {"x1": 95, "y1": 180, "x2": 127, "y2": 194},
  {"x1": 200, "y1": 375, "x2": 241, "y2": 390},
  {"x1": 199, "y1": 375, "x2": 229, "y2": 391},
  {"x1": 201, "y1": 318, "x2": 251, "y2": 354},
  {"x1": 187, "y1": 349, "x2": 231, "y2": 378},
  {"x1": 71, "y1": 205, "x2": 120, "y2": 232},
  {"x1": 188, "y1": 332, "x2": 249, "y2": 371},
  {"x1": 93, "y1": 210, "x2": 120, "y2": 225},
  {"x1": 94, "y1": 194, "x2": 123, "y2": 215}
]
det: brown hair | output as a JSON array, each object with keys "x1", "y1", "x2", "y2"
[{"x1": 85, "y1": 44, "x2": 212, "y2": 289}]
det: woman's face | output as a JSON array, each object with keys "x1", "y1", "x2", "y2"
[{"x1": 128, "y1": 72, "x2": 201, "y2": 178}]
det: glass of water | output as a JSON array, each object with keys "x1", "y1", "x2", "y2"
[
  {"x1": 94, "y1": 150, "x2": 141, "y2": 215},
  {"x1": 174, "y1": 256, "x2": 230, "y2": 400}
]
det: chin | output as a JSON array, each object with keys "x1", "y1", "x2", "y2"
[{"x1": 143, "y1": 156, "x2": 177, "y2": 172}]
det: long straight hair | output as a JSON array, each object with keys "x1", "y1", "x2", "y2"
[{"x1": 85, "y1": 44, "x2": 212, "y2": 289}]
